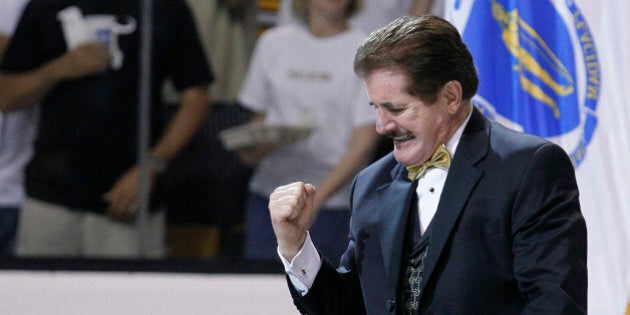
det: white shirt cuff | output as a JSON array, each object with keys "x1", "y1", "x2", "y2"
[{"x1": 278, "y1": 232, "x2": 322, "y2": 296}]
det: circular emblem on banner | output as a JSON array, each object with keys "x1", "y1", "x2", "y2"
[{"x1": 455, "y1": 0, "x2": 600, "y2": 167}]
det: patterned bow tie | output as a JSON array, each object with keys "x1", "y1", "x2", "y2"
[{"x1": 406, "y1": 144, "x2": 451, "y2": 181}]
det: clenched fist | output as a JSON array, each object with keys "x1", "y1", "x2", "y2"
[{"x1": 269, "y1": 182, "x2": 316, "y2": 261}]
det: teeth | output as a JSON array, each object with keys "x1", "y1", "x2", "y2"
[{"x1": 393, "y1": 135, "x2": 412, "y2": 141}]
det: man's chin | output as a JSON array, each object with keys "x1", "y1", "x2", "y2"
[{"x1": 393, "y1": 148, "x2": 414, "y2": 166}]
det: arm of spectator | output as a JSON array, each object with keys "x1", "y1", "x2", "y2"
[
  {"x1": 0, "y1": 33, "x2": 10, "y2": 60},
  {"x1": 408, "y1": 0, "x2": 434, "y2": 16},
  {"x1": 0, "y1": 41, "x2": 110, "y2": 112},
  {"x1": 312, "y1": 124, "x2": 379, "y2": 212},
  {"x1": 104, "y1": 85, "x2": 210, "y2": 220},
  {"x1": 150, "y1": 85, "x2": 210, "y2": 162},
  {"x1": 234, "y1": 111, "x2": 276, "y2": 166}
]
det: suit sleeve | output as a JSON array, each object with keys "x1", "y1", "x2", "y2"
[
  {"x1": 287, "y1": 177, "x2": 367, "y2": 315},
  {"x1": 511, "y1": 143, "x2": 587, "y2": 314},
  {"x1": 288, "y1": 247, "x2": 366, "y2": 314}
]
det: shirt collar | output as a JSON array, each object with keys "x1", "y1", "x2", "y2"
[{"x1": 445, "y1": 106, "x2": 473, "y2": 157}]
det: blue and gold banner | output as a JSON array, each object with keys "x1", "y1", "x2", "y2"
[
  {"x1": 449, "y1": 0, "x2": 599, "y2": 166},
  {"x1": 446, "y1": 1, "x2": 630, "y2": 314}
]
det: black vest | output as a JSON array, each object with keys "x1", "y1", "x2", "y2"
[{"x1": 398, "y1": 184, "x2": 432, "y2": 315}]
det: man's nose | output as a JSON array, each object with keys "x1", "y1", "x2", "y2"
[{"x1": 375, "y1": 110, "x2": 395, "y2": 135}]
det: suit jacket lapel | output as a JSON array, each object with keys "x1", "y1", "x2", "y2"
[
  {"x1": 420, "y1": 107, "x2": 489, "y2": 293},
  {"x1": 377, "y1": 170, "x2": 415, "y2": 291}
]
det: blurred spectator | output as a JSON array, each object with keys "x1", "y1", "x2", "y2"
[
  {"x1": 277, "y1": 0, "x2": 440, "y2": 35},
  {"x1": 163, "y1": 0, "x2": 257, "y2": 259},
  {"x1": 237, "y1": 0, "x2": 380, "y2": 263},
  {"x1": 164, "y1": 0, "x2": 256, "y2": 104},
  {"x1": 162, "y1": 103, "x2": 254, "y2": 259},
  {"x1": 0, "y1": 0, "x2": 38, "y2": 257},
  {"x1": 0, "y1": 0, "x2": 213, "y2": 258},
  {"x1": 279, "y1": 0, "x2": 441, "y2": 163}
]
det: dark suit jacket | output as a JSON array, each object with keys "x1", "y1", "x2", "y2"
[{"x1": 290, "y1": 107, "x2": 587, "y2": 314}]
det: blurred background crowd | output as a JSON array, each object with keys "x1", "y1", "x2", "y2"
[{"x1": 0, "y1": 0, "x2": 443, "y2": 261}]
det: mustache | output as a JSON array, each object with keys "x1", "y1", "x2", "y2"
[{"x1": 384, "y1": 130, "x2": 414, "y2": 141}]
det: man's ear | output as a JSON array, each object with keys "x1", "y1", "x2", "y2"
[{"x1": 441, "y1": 80, "x2": 463, "y2": 114}]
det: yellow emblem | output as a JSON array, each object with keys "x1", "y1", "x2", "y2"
[{"x1": 491, "y1": 0, "x2": 575, "y2": 119}]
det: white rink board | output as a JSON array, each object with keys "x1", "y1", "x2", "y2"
[{"x1": 0, "y1": 271, "x2": 298, "y2": 314}]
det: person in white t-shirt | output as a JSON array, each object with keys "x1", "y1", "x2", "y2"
[
  {"x1": 237, "y1": 0, "x2": 380, "y2": 263},
  {"x1": 0, "y1": 0, "x2": 39, "y2": 257},
  {"x1": 277, "y1": 0, "x2": 442, "y2": 35}
]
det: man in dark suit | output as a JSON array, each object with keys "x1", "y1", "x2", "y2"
[{"x1": 268, "y1": 15, "x2": 587, "y2": 314}]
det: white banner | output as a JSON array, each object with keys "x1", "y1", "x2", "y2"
[{"x1": 444, "y1": 1, "x2": 630, "y2": 314}]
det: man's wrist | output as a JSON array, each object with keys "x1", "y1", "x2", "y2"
[
  {"x1": 278, "y1": 233, "x2": 307, "y2": 262},
  {"x1": 280, "y1": 232, "x2": 322, "y2": 295}
]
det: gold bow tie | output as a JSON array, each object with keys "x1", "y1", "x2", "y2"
[{"x1": 406, "y1": 144, "x2": 451, "y2": 181}]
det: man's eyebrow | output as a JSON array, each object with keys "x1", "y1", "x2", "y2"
[{"x1": 370, "y1": 101, "x2": 402, "y2": 109}]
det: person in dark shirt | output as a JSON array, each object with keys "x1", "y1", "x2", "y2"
[{"x1": 0, "y1": 0, "x2": 213, "y2": 258}]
